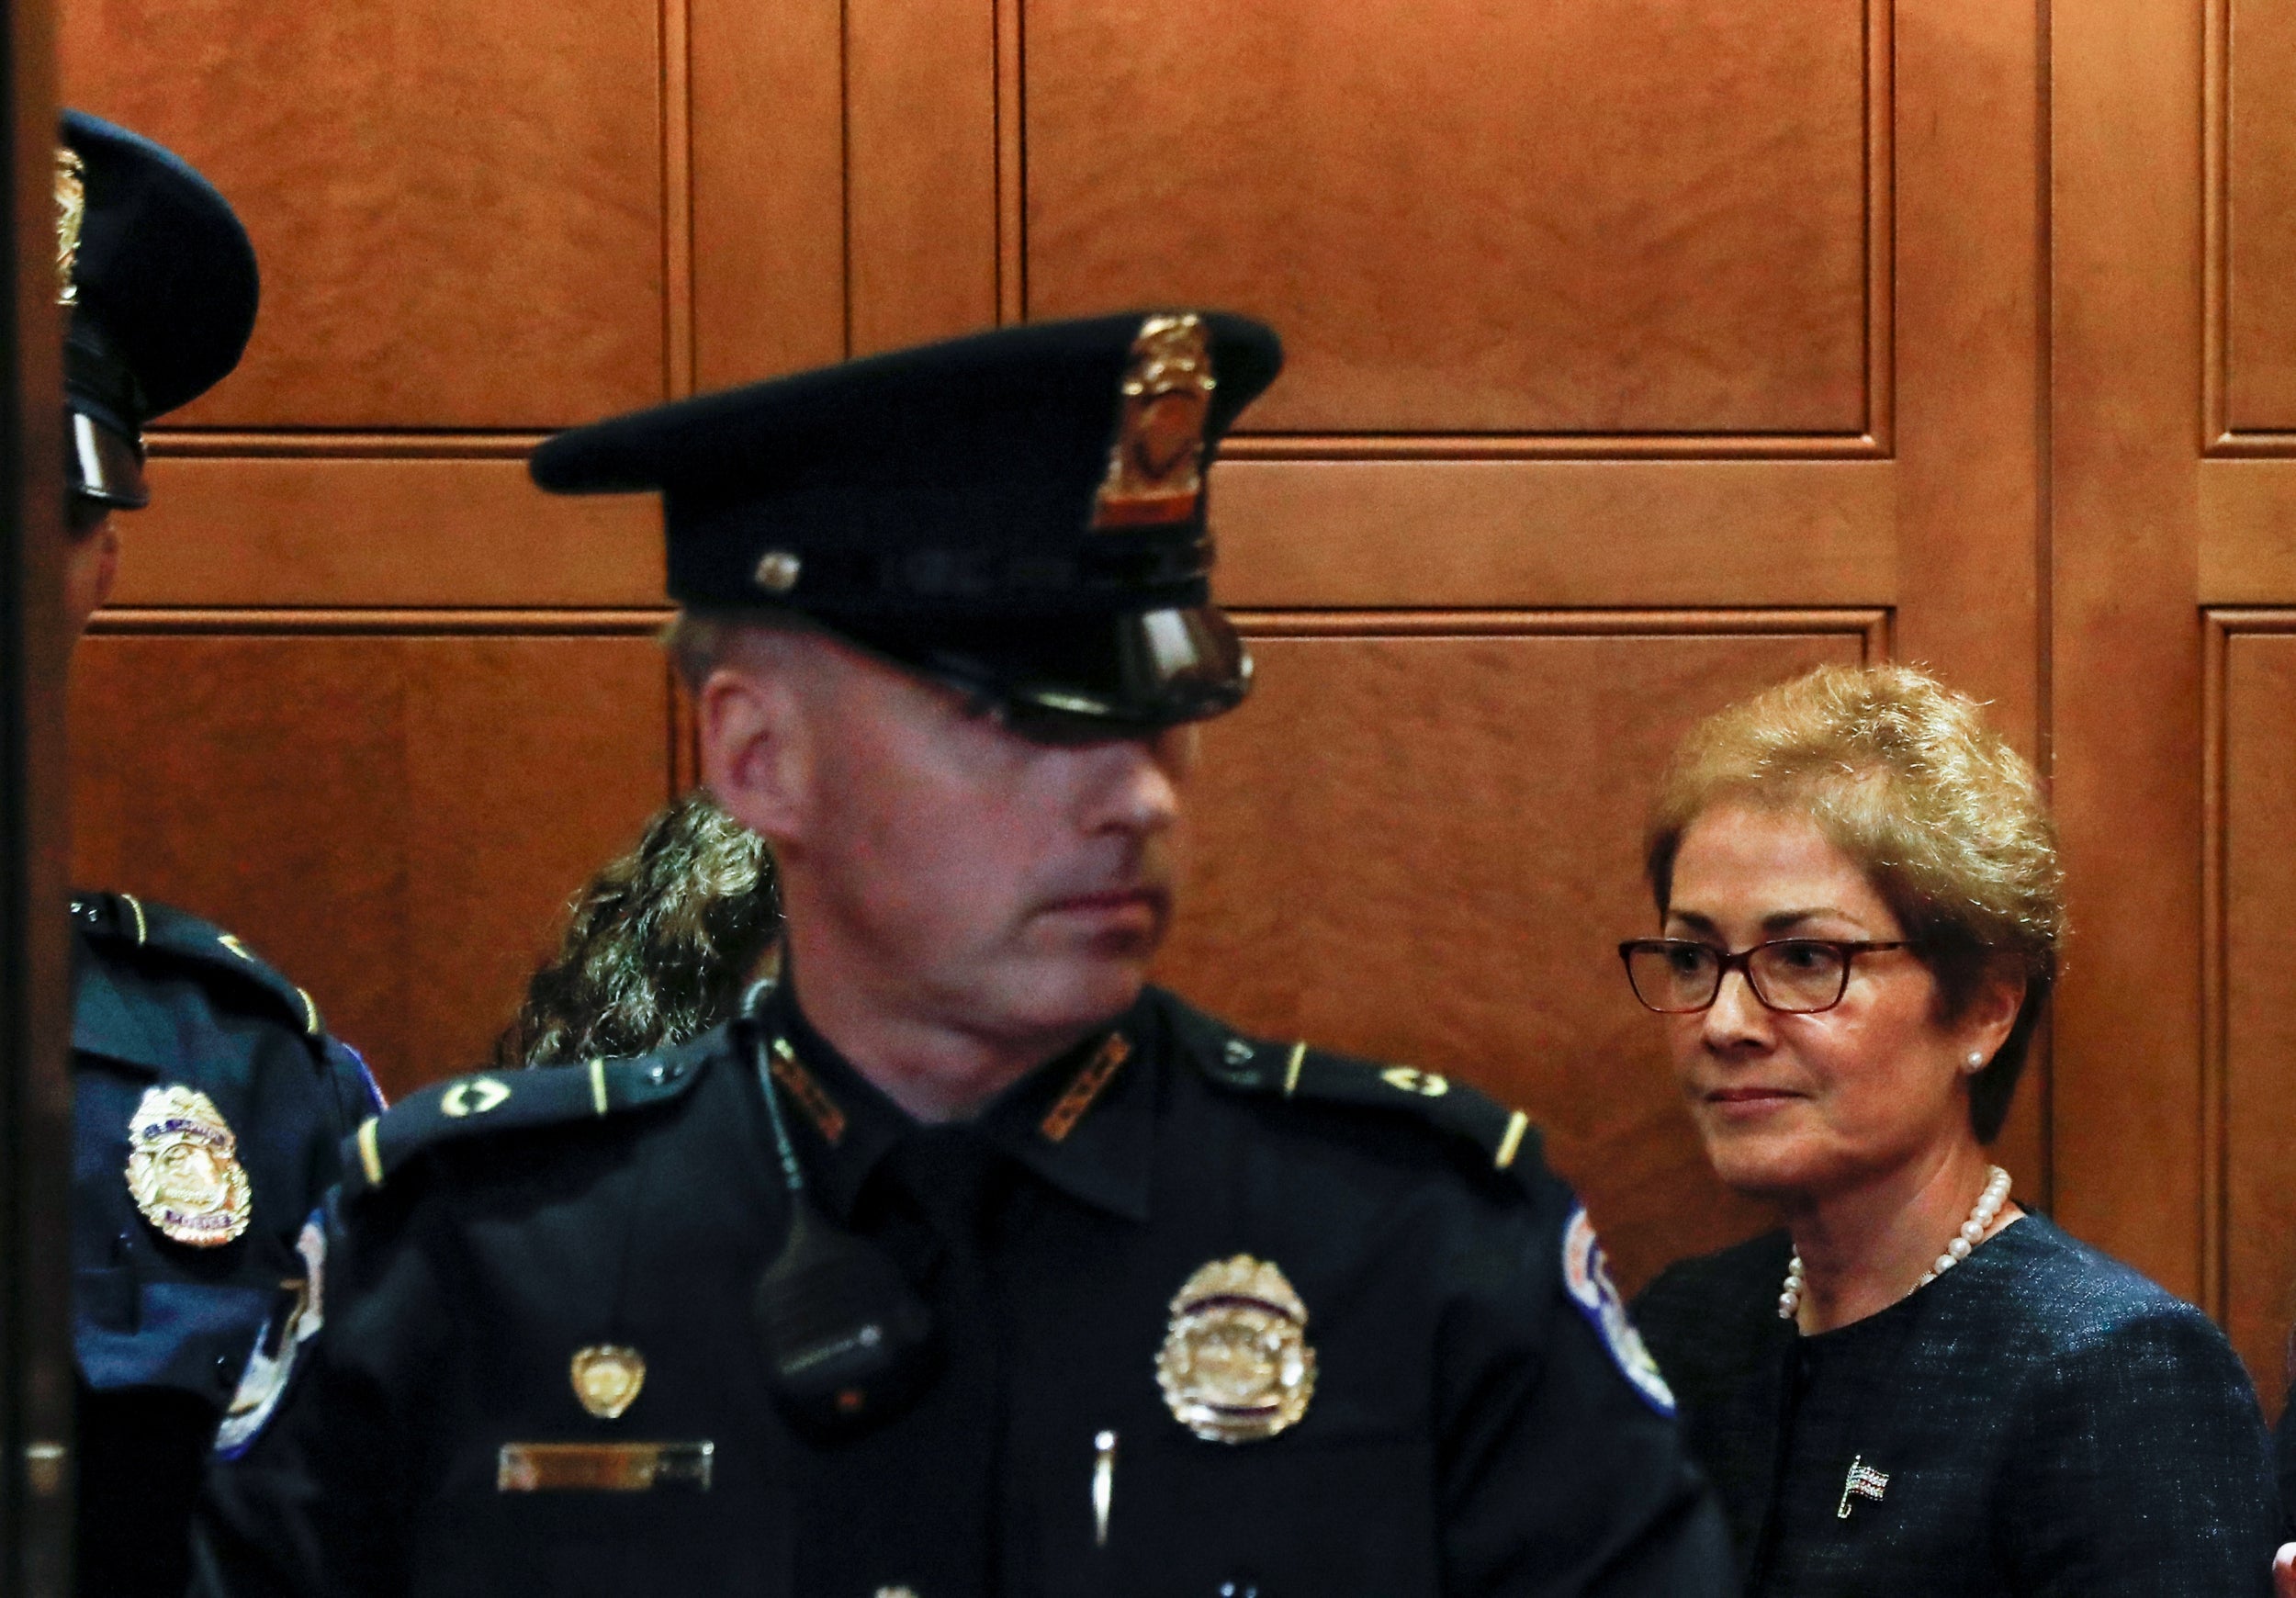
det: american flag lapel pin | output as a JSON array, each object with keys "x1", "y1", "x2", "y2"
[{"x1": 1837, "y1": 1455, "x2": 1890, "y2": 1519}]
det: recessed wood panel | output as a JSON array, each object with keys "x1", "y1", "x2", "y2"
[
  {"x1": 69, "y1": 625, "x2": 676, "y2": 1101},
  {"x1": 1021, "y1": 0, "x2": 1876, "y2": 436},
  {"x1": 60, "y1": 0, "x2": 665, "y2": 428},
  {"x1": 2221, "y1": 0, "x2": 2296, "y2": 440},
  {"x1": 2216, "y1": 621, "x2": 2296, "y2": 1403},
  {"x1": 1213, "y1": 457, "x2": 1896, "y2": 607},
  {"x1": 1155, "y1": 614, "x2": 1890, "y2": 1294},
  {"x1": 689, "y1": 0, "x2": 848, "y2": 389},
  {"x1": 115, "y1": 451, "x2": 662, "y2": 609}
]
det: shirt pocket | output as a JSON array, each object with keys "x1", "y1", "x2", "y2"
[
  {"x1": 74, "y1": 1268, "x2": 271, "y2": 1407},
  {"x1": 415, "y1": 1438, "x2": 788, "y2": 1598},
  {"x1": 1077, "y1": 1433, "x2": 1441, "y2": 1598}
]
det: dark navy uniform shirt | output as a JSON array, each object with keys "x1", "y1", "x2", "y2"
[
  {"x1": 196, "y1": 983, "x2": 1730, "y2": 1598},
  {"x1": 1635, "y1": 1217, "x2": 2280, "y2": 1597},
  {"x1": 72, "y1": 891, "x2": 379, "y2": 1598}
]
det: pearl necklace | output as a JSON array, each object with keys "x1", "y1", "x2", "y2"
[{"x1": 1777, "y1": 1165, "x2": 2012, "y2": 1322}]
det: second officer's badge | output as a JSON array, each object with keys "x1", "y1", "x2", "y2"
[
  {"x1": 125, "y1": 1085, "x2": 253, "y2": 1247},
  {"x1": 1155, "y1": 1255, "x2": 1316, "y2": 1443}
]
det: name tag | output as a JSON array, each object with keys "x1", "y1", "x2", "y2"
[{"x1": 496, "y1": 1441, "x2": 715, "y2": 1492}]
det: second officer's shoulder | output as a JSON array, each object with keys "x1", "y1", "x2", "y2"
[
  {"x1": 1150, "y1": 987, "x2": 1559, "y2": 1207},
  {"x1": 340, "y1": 1027, "x2": 726, "y2": 1203},
  {"x1": 73, "y1": 889, "x2": 329, "y2": 1038}
]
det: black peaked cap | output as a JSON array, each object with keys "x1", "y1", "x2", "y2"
[
  {"x1": 530, "y1": 312, "x2": 1282, "y2": 731},
  {"x1": 532, "y1": 311, "x2": 1280, "y2": 621},
  {"x1": 62, "y1": 110, "x2": 258, "y2": 434}
]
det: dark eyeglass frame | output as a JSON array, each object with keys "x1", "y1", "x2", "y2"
[{"x1": 1616, "y1": 938, "x2": 1920, "y2": 1015}]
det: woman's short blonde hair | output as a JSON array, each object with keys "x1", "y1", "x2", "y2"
[{"x1": 1644, "y1": 663, "x2": 2065, "y2": 1142}]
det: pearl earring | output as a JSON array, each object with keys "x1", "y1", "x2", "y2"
[{"x1": 1965, "y1": 1051, "x2": 1986, "y2": 1072}]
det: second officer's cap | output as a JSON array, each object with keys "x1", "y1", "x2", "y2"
[
  {"x1": 531, "y1": 310, "x2": 1282, "y2": 735},
  {"x1": 58, "y1": 110, "x2": 260, "y2": 511}
]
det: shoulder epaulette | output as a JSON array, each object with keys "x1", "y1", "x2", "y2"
[
  {"x1": 342, "y1": 1036, "x2": 714, "y2": 1200},
  {"x1": 1187, "y1": 1020, "x2": 1543, "y2": 1180},
  {"x1": 71, "y1": 890, "x2": 326, "y2": 1038}
]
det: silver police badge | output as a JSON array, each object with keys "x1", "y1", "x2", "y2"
[
  {"x1": 1154, "y1": 1255, "x2": 1316, "y2": 1443},
  {"x1": 125, "y1": 1085, "x2": 253, "y2": 1247}
]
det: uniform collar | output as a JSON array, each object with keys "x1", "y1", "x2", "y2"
[
  {"x1": 69, "y1": 927, "x2": 174, "y2": 1075},
  {"x1": 753, "y1": 979, "x2": 1158, "y2": 1224}
]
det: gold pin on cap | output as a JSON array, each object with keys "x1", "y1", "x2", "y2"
[
  {"x1": 1154, "y1": 1255, "x2": 1316, "y2": 1443},
  {"x1": 569, "y1": 1345, "x2": 647, "y2": 1420},
  {"x1": 54, "y1": 147, "x2": 84, "y2": 308},
  {"x1": 125, "y1": 1085, "x2": 253, "y2": 1247},
  {"x1": 1092, "y1": 313, "x2": 1214, "y2": 529}
]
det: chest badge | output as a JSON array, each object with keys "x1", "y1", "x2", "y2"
[
  {"x1": 125, "y1": 1085, "x2": 253, "y2": 1247},
  {"x1": 569, "y1": 1345, "x2": 647, "y2": 1420},
  {"x1": 1155, "y1": 1255, "x2": 1316, "y2": 1443},
  {"x1": 1838, "y1": 1455, "x2": 1890, "y2": 1518}
]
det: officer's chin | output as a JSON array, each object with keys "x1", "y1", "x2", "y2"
[{"x1": 995, "y1": 947, "x2": 1154, "y2": 1041}]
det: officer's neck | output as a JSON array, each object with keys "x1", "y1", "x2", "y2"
[{"x1": 780, "y1": 944, "x2": 1110, "y2": 1124}]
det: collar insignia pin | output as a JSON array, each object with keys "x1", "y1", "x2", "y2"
[
  {"x1": 125, "y1": 1085, "x2": 253, "y2": 1247},
  {"x1": 1155, "y1": 1255, "x2": 1316, "y2": 1443},
  {"x1": 1039, "y1": 1033, "x2": 1131, "y2": 1143},
  {"x1": 1838, "y1": 1454, "x2": 1890, "y2": 1518},
  {"x1": 569, "y1": 1345, "x2": 647, "y2": 1420}
]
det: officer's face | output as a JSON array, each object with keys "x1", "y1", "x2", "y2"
[
  {"x1": 1657, "y1": 803, "x2": 2019, "y2": 1208},
  {"x1": 705, "y1": 630, "x2": 1195, "y2": 1061}
]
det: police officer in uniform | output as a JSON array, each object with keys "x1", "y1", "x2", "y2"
[
  {"x1": 194, "y1": 312, "x2": 1730, "y2": 1596},
  {"x1": 56, "y1": 111, "x2": 382, "y2": 1597}
]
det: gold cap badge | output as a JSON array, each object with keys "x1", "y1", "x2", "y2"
[
  {"x1": 125, "y1": 1085, "x2": 253, "y2": 1247},
  {"x1": 569, "y1": 1345, "x2": 647, "y2": 1420},
  {"x1": 1091, "y1": 313, "x2": 1215, "y2": 530},
  {"x1": 1155, "y1": 1255, "x2": 1316, "y2": 1443},
  {"x1": 54, "y1": 146, "x2": 84, "y2": 308}
]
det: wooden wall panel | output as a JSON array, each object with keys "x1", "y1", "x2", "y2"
[
  {"x1": 117, "y1": 450, "x2": 661, "y2": 610},
  {"x1": 2212, "y1": 616, "x2": 2296, "y2": 1406},
  {"x1": 59, "y1": 0, "x2": 666, "y2": 427},
  {"x1": 688, "y1": 0, "x2": 846, "y2": 389},
  {"x1": 1022, "y1": 0, "x2": 1881, "y2": 441},
  {"x1": 2049, "y1": 0, "x2": 2208, "y2": 1301},
  {"x1": 2219, "y1": 0, "x2": 2296, "y2": 442},
  {"x1": 1157, "y1": 613, "x2": 1919, "y2": 1295},
  {"x1": 68, "y1": 623, "x2": 677, "y2": 1102},
  {"x1": 845, "y1": 0, "x2": 998, "y2": 357},
  {"x1": 1214, "y1": 458, "x2": 1894, "y2": 608}
]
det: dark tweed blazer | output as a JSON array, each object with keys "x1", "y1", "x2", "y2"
[{"x1": 1634, "y1": 1214, "x2": 2280, "y2": 1597}]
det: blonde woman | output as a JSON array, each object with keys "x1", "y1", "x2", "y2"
[{"x1": 1628, "y1": 664, "x2": 2278, "y2": 1595}]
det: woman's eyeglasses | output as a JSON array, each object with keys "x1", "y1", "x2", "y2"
[{"x1": 1617, "y1": 938, "x2": 1918, "y2": 1015}]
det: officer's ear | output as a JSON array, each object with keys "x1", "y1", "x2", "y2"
[{"x1": 698, "y1": 648, "x2": 813, "y2": 848}]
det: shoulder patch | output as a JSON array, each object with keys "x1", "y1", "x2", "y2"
[
  {"x1": 1560, "y1": 1203, "x2": 1675, "y2": 1416},
  {"x1": 343, "y1": 1045, "x2": 710, "y2": 1200},
  {"x1": 215, "y1": 1212, "x2": 328, "y2": 1457},
  {"x1": 72, "y1": 892, "x2": 326, "y2": 1038},
  {"x1": 1191, "y1": 1030, "x2": 1541, "y2": 1180}
]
